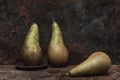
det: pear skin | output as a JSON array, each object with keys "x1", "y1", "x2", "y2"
[
  {"x1": 21, "y1": 23, "x2": 42, "y2": 66},
  {"x1": 48, "y1": 20, "x2": 69, "y2": 67},
  {"x1": 67, "y1": 51, "x2": 111, "y2": 76}
]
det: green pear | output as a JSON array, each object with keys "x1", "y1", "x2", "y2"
[
  {"x1": 21, "y1": 23, "x2": 42, "y2": 66},
  {"x1": 48, "y1": 19, "x2": 69, "y2": 67},
  {"x1": 66, "y1": 51, "x2": 111, "y2": 76}
]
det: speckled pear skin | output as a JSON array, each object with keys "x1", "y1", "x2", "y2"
[
  {"x1": 67, "y1": 51, "x2": 111, "y2": 76},
  {"x1": 21, "y1": 23, "x2": 42, "y2": 66},
  {"x1": 48, "y1": 20, "x2": 69, "y2": 67}
]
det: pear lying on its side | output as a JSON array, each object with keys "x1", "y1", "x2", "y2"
[
  {"x1": 66, "y1": 51, "x2": 111, "y2": 76},
  {"x1": 48, "y1": 19, "x2": 69, "y2": 67},
  {"x1": 21, "y1": 23, "x2": 42, "y2": 66}
]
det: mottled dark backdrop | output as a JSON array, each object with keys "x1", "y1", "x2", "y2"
[{"x1": 0, "y1": 0, "x2": 119, "y2": 65}]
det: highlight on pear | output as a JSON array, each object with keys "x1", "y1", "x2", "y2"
[
  {"x1": 21, "y1": 23, "x2": 42, "y2": 66},
  {"x1": 48, "y1": 19, "x2": 69, "y2": 67},
  {"x1": 66, "y1": 51, "x2": 111, "y2": 76}
]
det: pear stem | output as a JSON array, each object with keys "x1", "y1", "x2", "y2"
[{"x1": 52, "y1": 16, "x2": 55, "y2": 23}]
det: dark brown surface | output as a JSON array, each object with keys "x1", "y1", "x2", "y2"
[
  {"x1": 0, "y1": 0, "x2": 120, "y2": 65},
  {"x1": 0, "y1": 65, "x2": 119, "y2": 80}
]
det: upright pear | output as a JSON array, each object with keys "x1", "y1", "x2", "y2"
[
  {"x1": 66, "y1": 51, "x2": 111, "y2": 76},
  {"x1": 21, "y1": 23, "x2": 42, "y2": 66},
  {"x1": 48, "y1": 19, "x2": 69, "y2": 67}
]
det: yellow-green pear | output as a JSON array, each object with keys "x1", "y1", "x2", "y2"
[
  {"x1": 48, "y1": 19, "x2": 69, "y2": 67},
  {"x1": 66, "y1": 51, "x2": 111, "y2": 76},
  {"x1": 21, "y1": 23, "x2": 42, "y2": 66}
]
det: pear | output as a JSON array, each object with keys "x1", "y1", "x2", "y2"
[
  {"x1": 48, "y1": 19, "x2": 69, "y2": 67},
  {"x1": 21, "y1": 23, "x2": 42, "y2": 66},
  {"x1": 66, "y1": 51, "x2": 111, "y2": 76}
]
